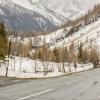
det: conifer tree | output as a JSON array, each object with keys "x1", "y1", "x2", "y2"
[
  {"x1": 77, "y1": 43, "x2": 83, "y2": 63},
  {"x1": 0, "y1": 23, "x2": 7, "y2": 60}
]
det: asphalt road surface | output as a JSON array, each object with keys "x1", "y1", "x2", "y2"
[{"x1": 0, "y1": 68, "x2": 100, "y2": 100}]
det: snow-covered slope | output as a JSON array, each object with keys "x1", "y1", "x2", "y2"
[
  {"x1": 31, "y1": 18, "x2": 100, "y2": 50},
  {"x1": 40, "y1": 0, "x2": 100, "y2": 20},
  {"x1": 0, "y1": 0, "x2": 63, "y2": 32}
]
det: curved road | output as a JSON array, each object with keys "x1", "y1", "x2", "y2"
[{"x1": 0, "y1": 68, "x2": 100, "y2": 100}]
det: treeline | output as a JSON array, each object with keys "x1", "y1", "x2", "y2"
[
  {"x1": 9, "y1": 38, "x2": 32, "y2": 57},
  {"x1": 33, "y1": 42, "x2": 99, "y2": 68},
  {"x1": 9, "y1": 31, "x2": 47, "y2": 37}
]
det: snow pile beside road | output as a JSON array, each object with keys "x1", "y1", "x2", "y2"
[{"x1": 0, "y1": 57, "x2": 93, "y2": 78}]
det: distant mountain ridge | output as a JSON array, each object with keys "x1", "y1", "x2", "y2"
[
  {"x1": 39, "y1": 0, "x2": 100, "y2": 20},
  {"x1": 0, "y1": 0, "x2": 63, "y2": 32},
  {"x1": 0, "y1": 0, "x2": 100, "y2": 32}
]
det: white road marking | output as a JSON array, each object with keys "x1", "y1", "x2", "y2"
[
  {"x1": 16, "y1": 89, "x2": 53, "y2": 100},
  {"x1": 66, "y1": 82, "x2": 71, "y2": 85}
]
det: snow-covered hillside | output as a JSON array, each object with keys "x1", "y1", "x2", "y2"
[
  {"x1": 0, "y1": 0, "x2": 63, "y2": 32},
  {"x1": 31, "y1": 18, "x2": 100, "y2": 50},
  {"x1": 40, "y1": 0, "x2": 100, "y2": 20}
]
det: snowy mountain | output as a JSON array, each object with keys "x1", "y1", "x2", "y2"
[
  {"x1": 0, "y1": 0, "x2": 63, "y2": 32},
  {"x1": 0, "y1": 0, "x2": 100, "y2": 32},
  {"x1": 40, "y1": 0, "x2": 100, "y2": 20}
]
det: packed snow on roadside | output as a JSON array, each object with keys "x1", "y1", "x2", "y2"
[{"x1": 0, "y1": 57, "x2": 93, "y2": 78}]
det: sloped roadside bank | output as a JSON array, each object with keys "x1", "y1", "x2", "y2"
[{"x1": 0, "y1": 76, "x2": 28, "y2": 87}]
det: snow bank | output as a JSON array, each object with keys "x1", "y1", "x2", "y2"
[{"x1": 0, "y1": 57, "x2": 93, "y2": 78}]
